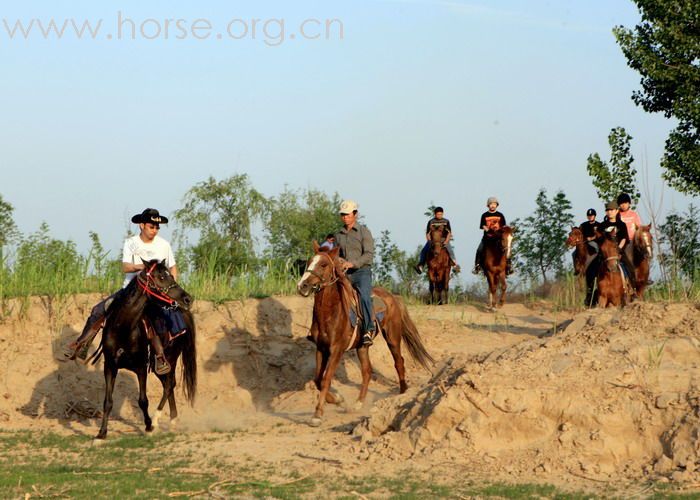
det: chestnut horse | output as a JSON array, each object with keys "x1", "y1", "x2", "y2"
[
  {"x1": 297, "y1": 244, "x2": 434, "y2": 427},
  {"x1": 596, "y1": 229, "x2": 626, "y2": 308},
  {"x1": 632, "y1": 224, "x2": 653, "y2": 299},
  {"x1": 427, "y1": 227, "x2": 451, "y2": 304},
  {"x1": 481, "y1": 226, "x2": 513, "y2": 309}
]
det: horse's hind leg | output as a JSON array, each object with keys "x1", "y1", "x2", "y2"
[
  {"x1": 136, "y1": 366, "x2": 153, "y2": 433},
  {"x1": 152, "y1": 373, "x2": 173, "y2": 430},
  {"x1": 96, "y1": 362, "x2": 117, "y2": 440},
  {"x1": 383, "y1": 323, "x2": 407, "y2": 393}
]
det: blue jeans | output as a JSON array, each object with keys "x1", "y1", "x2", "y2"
[
  {"x1": 419, "y1": 241, "x2": 456, "y2": 265},
  {"x1": 347, "y1": 267, "x2": 375, "y2": 333}
]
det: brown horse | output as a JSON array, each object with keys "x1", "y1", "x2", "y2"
[
  {"x1": 297, "y1": 243, "x2": 434, "y2": 427},
  {"x1": 632, "y1": 224, "x2": 653, "y2": 299},
  {"x1": 427, "y1": 227, "x2": 451, "y2": 304},
  {"x1": 566, "y1": 227, "x2": 597, "y2": 277},
  {"x1": 481, "y1": 226, "x2": 513, "y2": 309},
  {"x1": 596, "y1": 228, "x2": 626, "y2": 308}
]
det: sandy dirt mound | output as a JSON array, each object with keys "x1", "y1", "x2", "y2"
[{"x1": 354, "y1": 302, "x2": 700, "y2": 483}]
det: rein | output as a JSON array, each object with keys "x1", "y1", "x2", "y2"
[
  {"x1": 137, "y1": 263, "x2": 179, "y2": 308},
  {"x1": 308, "y1": 253, "x2": 340, "y2": 293}
]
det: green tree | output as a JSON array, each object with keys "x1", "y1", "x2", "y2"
[
  {"x1": 265, "y1": 188, "x2": 341, "y2": 261},
  {"x1": 614, "y1": 1, "x2": 700, "y2": 195},
  {"x1": 513, "y1": 189, "x2": 575, "y2": 284},
  {"x1": 0, "y1": 194, "x2": 19, "y2": 266},
  {"x1": 174, "y1": 175, "x2": 270, "y2": 273},
  {"x1": 586, "y1": 127, "x2": 640, "y2": 203},
  {"x1": 374, "y1": 230, "x2": 401, "y2": 288},
  {"x1": 658, "y1": 204, "x2": 700, "y2": 281}
]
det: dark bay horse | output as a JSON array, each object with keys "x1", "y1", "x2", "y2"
[
  {"x1": 632, "y1": 224, "x2": 653, "y2": 299},
  {"x1": 93, "y1": 260, "x2": 197, "y2": 439},
  {"x1": 297, "y1": 244, "x2": 434, "y2": 427},
  {"x1": 481, "y1": 226, "x2": 513, "y2": 309},
  {"x1": 596, "y1": 229, "x2": 626, "y2": 308},
  {"x1": 427, "y1": 227, "x2": 451, "y2": 304},
  {"x1": 566, "y1": 227, "x2": 599, "y2": 306}
]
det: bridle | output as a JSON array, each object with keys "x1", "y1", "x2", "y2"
[
  {"x1": 137, "y1": 262, "x2": 179, "y2": 308},
  {"x1": 566, "y1": 230, "x2": 583, "y2": 247},
  {"x1": 305, "y1": 253, "x2": 340, "y2": 293}
]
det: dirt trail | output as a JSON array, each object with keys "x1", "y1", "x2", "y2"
[{"x1": 1, "y1": 294, "x2": 698, "y2": 492}]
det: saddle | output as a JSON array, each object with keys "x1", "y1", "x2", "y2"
[{"x1": 346, "y1": 292, "x2": 387, "y2": 351}]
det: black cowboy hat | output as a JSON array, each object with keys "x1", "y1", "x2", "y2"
[{"x1": 131, "y1": 208, "x2": 169, "y2": 224}]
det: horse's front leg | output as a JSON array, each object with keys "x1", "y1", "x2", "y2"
[
  {"x1": 96, "y1": 360, "x2": 117, "y2": 440},
  {"x1": 310, "y1": 346, "x2": 343, "y2": 427},
  {"x1": 136, "y1": 366, "x2": 153, "y2": 433},
  {"x1": 498, "y1": 272, "x2": 507, "y2": 307},
  {"x1": 314, "y1": 348, "x2": 342, "y2": 405},
  {"x1": 355, "y1": 346, "x2": 373, "y2": 410},
  {"x1": 486, "y1": 273, "x2": 496, "y2": 309}
]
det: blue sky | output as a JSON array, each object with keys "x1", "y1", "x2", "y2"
[{"x1": 0, "y1": 0, "x2": 694, "y2": 270}]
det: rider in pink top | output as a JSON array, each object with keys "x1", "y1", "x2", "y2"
[{"x1": 617, "y1": 193, "x2": 642, "y2": 241}]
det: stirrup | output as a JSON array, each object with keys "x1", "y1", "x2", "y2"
[
  {"x1": 362, "y1": 332, "x2": 374, "y2": 347},
  {"x1": 471, "y1": 265, "x2": 481, "y2": 275},
  {"x1": 414, "y1": 264, "x2": 423, "y2": 275},
  {"x1": 155, "y1": 356, "x2": 171, "y2": 375}
]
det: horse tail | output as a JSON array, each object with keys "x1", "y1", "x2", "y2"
[
  {"x1": 396, "y1": 297, "x2": 435, "y2": 371},
  {"x1": 181, "y1": 311, "x2": 197, "y2": 405}
]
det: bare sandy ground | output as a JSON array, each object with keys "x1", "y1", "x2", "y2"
[{"x1": 1, "y1": 293, "x2": 699, "y2": 494}]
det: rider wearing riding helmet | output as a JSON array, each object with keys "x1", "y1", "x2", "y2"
[
  {"x1": 473, "y1": 196, "x2": 511, "y2": 275},
  {"x1": 573, "y1": 208, "x2": 600, "y2": 268},
  {"x1": 335, "y1": 200, "x2": 376, "y2": 347},
  {"x1": 414, "y1": 206, "x2": 460, "y2": 274},
  {"x1": 65, "y1": 208, "x2": 179, "y2": 375}
]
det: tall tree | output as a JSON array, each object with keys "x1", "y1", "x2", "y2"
[
  {"x1": 374, "y1": 230, "x2": 400, "y2": 288},
  {"x1": 265, "y1": 188, "x2": 341, "y2": 261},
  {"x1": 174, "y1": 175, "x2": 270, "y2": 272},
  {"x1": 586, "y1": 127, "x2": 640, "y2": 203},
  {"x1": 0, "y1": 194, "x2": 19, "y2": 268},
  {"x1": 658, "y1": 204, "x2": 700, "y2": 281},
  {"x1": 614, "y1": 1, "x2": 700, "y2": 195},
  {"x1": 513, "y1": 189, "x2": 575, "y2": 284}
]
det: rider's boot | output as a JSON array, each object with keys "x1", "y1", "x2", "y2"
[
  {"x1": 506, "y1": 258, "x2": 514, "y2": 275},
  {"x1": 151, "y1": 335, "x2": 171, "y2": 375},
  {"x1": 414, "y1": 264, "x2": 423, "y2": 274},
  {"x1": 65, "y1": 317, "x2": 104, "y2": 363}
]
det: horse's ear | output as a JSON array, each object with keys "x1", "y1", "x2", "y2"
[
  {"x1": 141, "y1": 258, "x2": 149, "y2": 266},
  {"x1": 643, "y1": 224, "x2": 652, "y2": 231},
  {"x1": 312, "y1": 240, "x2": 320, "y2": 253},
  {"x1": 159, "y1": 259, "x2": 165, "y2": 267},
  {"x1": 329, "y1": 247, "x2": 340, "y2": 258}
]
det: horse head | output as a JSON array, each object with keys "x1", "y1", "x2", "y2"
[
  {"x1": 635, "y1": 224, "x2": 653, "y2": 259},
  {"x1": 566, "y1": 226, "x2": 583, "y2": 248},
  {"x1": 595, "y1": 228, "x2": 621, "y2": 273},
  {"x1": 138, "y1": 259, "x2": 193, "y2": 310},
  {"x1": 296, "y1": 242, "x2": 340, "y2": 297},
  {"x1": 500, "y1": 226, "x2": 514, "y2": 259},
  {"x1": 429, "y1": 228, "x2": 444, "y2": 250}
]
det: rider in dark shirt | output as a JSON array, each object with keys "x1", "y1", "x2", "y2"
[
  {"x1": 414, "y1": 206, "x2": 459, "y2": 274},
  {"x1": 473, "y1": 197, "x2": 510, "y2": 275},
  {"x1": 598, "y1": 201, "x2": 634, "y2": 279}
]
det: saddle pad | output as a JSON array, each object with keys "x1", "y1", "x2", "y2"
[{"x1": 349, "y1": 293, "x2": 386, "y2": 329}]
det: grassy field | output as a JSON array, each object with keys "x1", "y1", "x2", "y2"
[{"x1": 0, "y1": 430, "x2": 614, "y2": 499}]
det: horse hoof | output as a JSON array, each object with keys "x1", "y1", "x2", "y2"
[
  {"x1": 309, "y1": 417, "x2": 322, "y2": 427},
  {"x1": 91, "y1": 438, "x2": 107, "y2": 446},
  {"x1": 330, "y1": 392, "x2": 344, "y2": 405},
  {"x1": 352, "y1": 400, "x2": 364, "y2": 412},
  {"x1": 170, "y1": 418, "x2": 179, "y2": 430}
]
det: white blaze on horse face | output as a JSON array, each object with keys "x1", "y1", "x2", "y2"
[
  {"x1": 506, "y1": 234, "x2": 513, "y2": 259},
  {"x1": 297, "y1": 254, "x2": 322, "y2": 289}
]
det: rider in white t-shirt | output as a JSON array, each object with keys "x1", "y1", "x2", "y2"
[{"x1": 65, "y1": 208, "x2": 178, "y2": 375}]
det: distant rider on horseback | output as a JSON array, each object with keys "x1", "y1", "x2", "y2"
[
  {"x1": 598, "y1": 201, "x2": 634, "y2": 283},
  {"x1": 335, "y1": 200, "x2": 376, "y2": 347},
  {"x1": 65, "y1": 208, "x2": 181, "y2": 375},
  {"x1": 573, "y1": 208, "x2": 600, "y2": 269},
  {"x1": 414, "y1": 206, "x2": 460, "y2": 274},
  {"x1": 473, "y1": 197, "x2": 511, "y2": 275}
]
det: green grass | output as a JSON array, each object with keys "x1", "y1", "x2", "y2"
[{"x1": 0, "y1": 430, "x2": 634, "y2": 499}]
